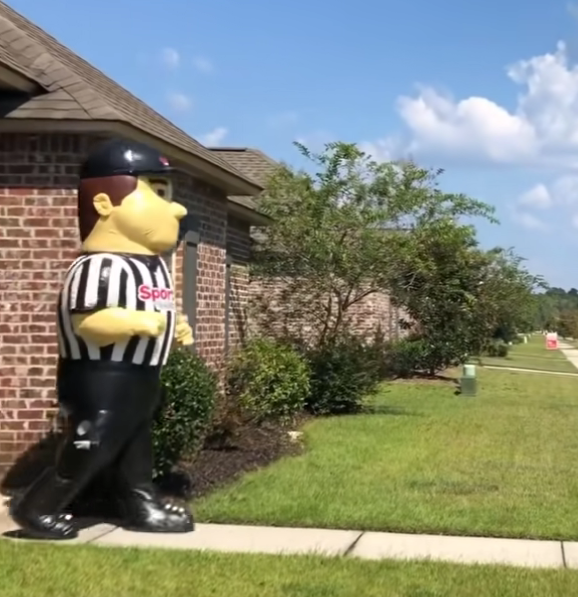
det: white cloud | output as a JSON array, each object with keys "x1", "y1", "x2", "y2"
[
  {"x1": 166, "y1": 92, "x2": 192, "y2": 112},
  {"x1": 366, "y1": 41, "x2": 578, "y2": 168},
  {"x1": 514, "y1": 174, "x2": 578, "y2": 231},
  {"x1": 396, "y1": 89, "x2": 537, "y2": 164},
  {"x1": 192, "y1": 56, "x2": 214, "y2": 73},
  {"x1": 359, "y1": 137, "x2": 404, "y2": 162},
  {"x1": 518, "y1": 184, "x2": 552, "y2": 209},
  {"x1": 519, "y1": 175, "x2": 578, "y2": 209},
  {"x1": 199, "y1": 126, "x2": 229, "y2": 146},
  {"x1": 160, "y1": 47, "x2": 180, "y2": 70}
]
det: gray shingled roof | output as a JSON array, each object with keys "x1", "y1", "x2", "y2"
[
  {"x1": 0, "y1": 1, "x2": 258, "y2": 189},
  {"x1": 209, "y1": 147, "x2": 279, "y2": 187},
  {"x1": 209, "y1": 147, "x2": 280, "y2": 212}
]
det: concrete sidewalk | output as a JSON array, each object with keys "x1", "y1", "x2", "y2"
[
  {"x1": 558, "y1": 341, "x2": 578, "y2": 371},
  {"x1": 484, "y1": 365, "x2": 578, "y2": 376},
  {"x1": 1, "y1": 510, "x2": 577, "y2": 570}
]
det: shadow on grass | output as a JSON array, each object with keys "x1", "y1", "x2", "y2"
[
  {"x1": 542, "y1": 403, "x2": 578, "y2": 411},
  {"x1": 406, "y1": 478, "x2": 501, "y2": 495},
  {"x1": 386, "y1": 373, "x2": 460, "y2": 384},
  {"x1": 363, "y1": 404, "x2": 424, "y2": 417}
]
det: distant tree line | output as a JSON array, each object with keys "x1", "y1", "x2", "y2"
[{"x1": 532, "y1": 288, "x2": 578, "y2": 338}]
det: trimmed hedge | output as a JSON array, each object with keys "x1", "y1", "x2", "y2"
[{"x1": 153, "y1": 348, "x2": 218, "y2": 478}]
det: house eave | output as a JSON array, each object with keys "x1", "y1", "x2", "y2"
[
  {"x1": 228, "y1": 200, "x2": 272, "y2": 226},
  {"x1": 0, "y1": 64, "x2": 40, "y2": 94},
  {"x1": 0, "y1": 118, "x2": 264, "y2": 197}
]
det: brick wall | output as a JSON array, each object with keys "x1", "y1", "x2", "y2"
[
  {"x1": 226, "y1": 217, "x2": 251, "y2": 350},
  {"x1": 247, "y1": 277, "x2": 404, "y2": 346},
  {"x1": 347, "y1": 290, "x2": 404, "y2": 341},
  {"x1": 0, "y1": 133, "x2": 95, "y2": 473},
  {"x1": 0, "y1": 133, "x2": 233, "y2": 476}
]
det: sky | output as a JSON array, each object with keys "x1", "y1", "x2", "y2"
[{"x1": 8, "y1": 0, "x2": 578, "y2": 287}]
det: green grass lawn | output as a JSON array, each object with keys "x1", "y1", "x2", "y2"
[
  {"x1": 195, "y1": 367, "x2": 578, "y2": 540},
  {"x1": 2, "y1": 541, "x2": 578, "y2": 597},
  {"x1": 474, "y1": 336, "x2": 577, "y2": 373}
]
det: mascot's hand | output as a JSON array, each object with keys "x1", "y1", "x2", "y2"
[
  {"x1": 138, "y1": 312, "x2": 167, "y2": 338},
  {"x1": 175, "y1": 314, "x2": 193, "y2": 346}
]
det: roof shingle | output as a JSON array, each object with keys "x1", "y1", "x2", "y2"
[
  {"x1": 210, "y1": 147, "x2": 279, "y2": 188},
  {"x1": 209, "y1": 147, "x2": 281, "y2": 213}
]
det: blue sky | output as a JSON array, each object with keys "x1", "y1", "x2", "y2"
[{"x1": 9, "y1": 0, "x2": 578, "y2": 287}]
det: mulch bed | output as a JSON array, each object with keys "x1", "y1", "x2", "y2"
[{"x1": 182, "y1": 420, "x2": 304, "y2": 499}]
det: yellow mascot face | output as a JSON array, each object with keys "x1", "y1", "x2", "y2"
[{"x1": 86, "y1": 176, "x2": 187, "y2": 255}]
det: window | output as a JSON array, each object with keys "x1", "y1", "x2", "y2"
[
  {"x1": 224, "y1": 252, "x2": 233, "y2": 355},
  {"x1": 171, "y1": 212, "x2": 200, "y2": 350},
  {"x1": 183, "y1": 230, "x2": 200, "y2": 348}
]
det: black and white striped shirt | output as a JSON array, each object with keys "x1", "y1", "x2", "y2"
[{"x1": 57, "y1": 252, "x2": 176, "y2": 367}]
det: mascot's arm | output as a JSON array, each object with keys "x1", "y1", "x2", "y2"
[{"x1": 72, "y1": 308, "x2": 166, "y2": 347}]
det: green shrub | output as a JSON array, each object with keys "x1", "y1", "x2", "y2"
[
  {"x1": 153, "y1": 348, "x2": 218, "y2": 478},
  {"x1": 227, "y1": 337, "x2": 310, "y2": 423},
  {"x1": 486, "y1": 341, "x2": 509, "y2": 358},
  {"x1": 203, "y1": 391, "x2": 246, "y2": 450},
  {"x1": 383, "y1": 337, "x2": 429, "y2": 378},
  {"x1": 305, "y1": 337, "x2": 381, "y2": 416},
  {"x1": 496, "y1": 343, "x2": 509, "y2": 357}
]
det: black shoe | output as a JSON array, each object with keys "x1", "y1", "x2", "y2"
[
  {"x1": 10, "y1": 505, "x2": 77, "y2": 541},
  {"x1": 121, "y1": 488, "x2": 194, "y2": 533},
  {"x1": 9, "y1": 468, "x2": 79, "y2": 541}
]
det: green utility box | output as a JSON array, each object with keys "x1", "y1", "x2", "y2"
[{"x1": 460, "y1": 363, "x2": 477, "y2": 397}]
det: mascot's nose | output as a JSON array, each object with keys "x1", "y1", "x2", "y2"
[{"x1": 170, "y1": 202, "x2": 187, "y2": 220}]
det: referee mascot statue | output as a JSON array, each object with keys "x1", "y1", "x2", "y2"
[{"x1": 10, "y1": 138, "x2": 195, "y2": 540}]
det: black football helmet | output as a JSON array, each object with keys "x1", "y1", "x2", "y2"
[{"x1": 80, "y1": 138, "x2": 174, "y2": 180}]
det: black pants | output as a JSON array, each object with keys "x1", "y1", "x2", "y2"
[{"x1": 55, "y1": 359, "x2": 162, "y2": 501}]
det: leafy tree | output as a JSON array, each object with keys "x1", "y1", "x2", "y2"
[
  {"x1": 555, "y1": 309, "x2": 578, "y2": 338},
  {"x1": 250, "y1": 139, "x2": 544, "y2": 378},
  {"x1": 386, "y1": 228, "x2": 543, "y2": 373},
  {"x1": 251, "y1": 142, "x2": 494, "y2": 347},
  {"x1": 479, "y1": 248, "x2": 545, "y2": 343}
]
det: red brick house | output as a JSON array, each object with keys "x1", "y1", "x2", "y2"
[{"x1": 0, "y1": 1, "x2": 268, "y2": 475}]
